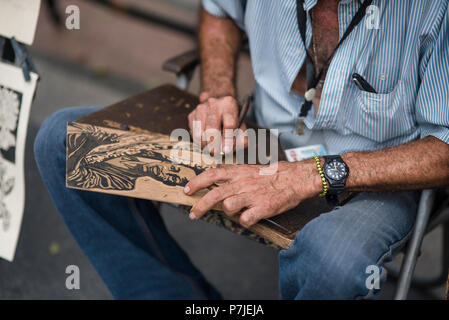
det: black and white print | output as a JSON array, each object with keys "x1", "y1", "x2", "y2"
[
  {"x1": 0, "y1": 161, "x2": 14, "y2": 232},
  {"x1": 67, "y1": 122, "x2": 213, "y2": 191},
  {"x1": 0, "y1": 85, "x2": 21, "y2": 232},
  {"x1": 0, "y1": 61, "x2": 38, "y2": 262}
]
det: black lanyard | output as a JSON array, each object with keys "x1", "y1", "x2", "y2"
[{"x1": 297, "y1": 0, "x2": 373, "y2": 117}]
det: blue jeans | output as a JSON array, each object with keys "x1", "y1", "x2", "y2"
[{"x1": 34, "y1": 106, "x2": 419, "y2": 299}]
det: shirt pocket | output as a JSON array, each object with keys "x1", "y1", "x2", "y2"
[{"x1": 344, "y1": 81, "x2": 415, "y2": 143}]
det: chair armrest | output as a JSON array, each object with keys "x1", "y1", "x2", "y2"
[{"x1": 162, "y1": 49, "x2": 200, "y2": 75}]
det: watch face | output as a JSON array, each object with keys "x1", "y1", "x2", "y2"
[{"x1": 325, "y1": 160, "x2": 348, "y2": 181}]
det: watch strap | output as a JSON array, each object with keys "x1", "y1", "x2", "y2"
[{"x1": 325, "y1": 194, "x2": 339, "y2": 206}]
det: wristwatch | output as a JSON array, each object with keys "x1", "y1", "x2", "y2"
[{"x1": 322, "y1": 155, "x2": 349, "y2": 205}]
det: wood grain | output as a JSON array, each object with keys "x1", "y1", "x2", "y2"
[
  {"x1": 67, "y1": 84, "x2": 353, "y2": 249},
  {"x1": 66, "y1": 122, "x2": 218, "y2": 207}
]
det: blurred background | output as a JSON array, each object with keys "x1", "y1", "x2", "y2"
[{"x1": 0, "y1": 0, "x2": 445, "y2": 299}]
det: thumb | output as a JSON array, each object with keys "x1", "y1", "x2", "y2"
[{"x1": 222, "y1": 111, "x2": 238, "y2": 154}]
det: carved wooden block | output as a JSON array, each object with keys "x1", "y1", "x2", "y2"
[
  {"x1": 66, "y1": 84, "x2": 350, "y2": 249},
  {"x1": 66, "y1": 121, "x2": 216, "y2": 207}
]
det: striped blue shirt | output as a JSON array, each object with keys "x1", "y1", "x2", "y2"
[{"x1": 202, "y1": 0, "x2": 449, "y2": 155}]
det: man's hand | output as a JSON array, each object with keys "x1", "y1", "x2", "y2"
[
  {"x1": 188, "y1": 94, "x2": 248, "y2": 154},
  {"x1": 195, "y1": 7, "x2": 244, "y2": 154},
  {"x1": 183, "y1": 161, "x2": 322, "y2": 228}
]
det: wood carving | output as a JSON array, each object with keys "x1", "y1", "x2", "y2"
[
  {"x1": 66, "y1": 122, "x2": 217, "y2": 207},
  {"x1": 66, "y1": 85, "x2": 353, "y2": 249}
]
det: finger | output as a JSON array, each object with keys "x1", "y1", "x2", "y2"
[
  {"x1": 205, "y1": 109, "x2": 221, "y2": 132},
  {"x1": 188, "y1": 111, "x2": 195, "y2": 134},
  {"x1": 239, "y1": 206, "x2": 264, "y2": 228},
  {"x1": 222, "y1": 108, "x2": 238, "y2": 130},
  {"x1": 222, "y1": 102, "x2": 238, "y2": 154},
  {"x1": 222, "y1": 193, "x2": 252, "y2": 216},
  {"x1": 192, "y1": 105, "x2": 207, "y2": 145},
  {"x1": 199, "y1": 92, "x2": 211, "y2": 103},
  {"x1": 184, "y1": 167, "x2": 232, "y2": 195},
  {"x1": 222, "y1": 113, "x2": 237, "y2": 154},
  {"x1": 235, "y1": 123, "x2": 249, "y2": 151},
  {"x1": 204, "y1": 108, "x2": 222, "y2": 154},
  {"x1": 203, "y1": 132, "x2": 221, "y2": 156},
  {"x1": 190, "y1": 182, "x2": 243, "y2": 219}
]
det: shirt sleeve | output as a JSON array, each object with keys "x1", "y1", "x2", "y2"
[
  {"x1": 416, "y1": 3, "x2": 449, "y2": 144},
  {"x1": 201, "y1": 0, "x2": 246, "y2": 30}
]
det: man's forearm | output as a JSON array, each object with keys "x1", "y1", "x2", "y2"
[
  {"x1": 340, "y1": 136, "x2": 449, "y2": 192},
  {"x1": 199, "y1": 7, "x2": 241, "y2": 101}
]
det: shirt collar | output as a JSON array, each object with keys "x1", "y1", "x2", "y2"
[{"x1": 303, "y1": 0, "x2": 317, "y2": 11}]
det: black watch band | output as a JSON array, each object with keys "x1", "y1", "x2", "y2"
[{"x1": 326, "y1": 194, "x2": 339, "y2": 207}]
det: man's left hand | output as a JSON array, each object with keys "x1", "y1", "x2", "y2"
[{"x1": 183, "y1": 161, "x2": 322, "y2": 228}]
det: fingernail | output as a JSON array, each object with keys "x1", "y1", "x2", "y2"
[
  {"x1": 189, "y1": 212, "x2": 197, "y2": 220},
  {"x1": 184, "y1": 185, "x2": 190, "y2": 193}
]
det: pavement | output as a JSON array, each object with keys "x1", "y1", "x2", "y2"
[{"x1": 0, "y1": 0, "x2": 445, "y2": 300}]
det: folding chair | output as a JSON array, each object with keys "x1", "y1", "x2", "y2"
[{"x1": 389, "y1": 189, "x2": 449, "y2": 299}]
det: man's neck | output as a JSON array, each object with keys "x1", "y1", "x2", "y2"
[
  {"x1": 291, "y1": 0, "x2": 341, "y2": 109},
  {"x1": 311, "y1": 0, "x2": 340, "y2": 65}
]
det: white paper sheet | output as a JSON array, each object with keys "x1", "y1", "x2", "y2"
[
  {"x1": 0, "y1": 62, "x2": 38, "y2": 261},
  {"x1": 0, "y1": 0, "x2": 41, "y2": 45}
]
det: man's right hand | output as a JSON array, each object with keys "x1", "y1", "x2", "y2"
[
  {"x1": 188, "y1": 94, "x2": 247, "y2": 155},
  {"x1": 195, "y1": 7, "x2": 246, "y2": 154}
]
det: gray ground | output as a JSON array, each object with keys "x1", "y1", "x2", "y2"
[{"x1": 0, "y1": 0, "x2": 446, "y2": 300}]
